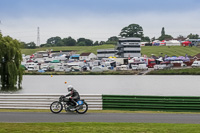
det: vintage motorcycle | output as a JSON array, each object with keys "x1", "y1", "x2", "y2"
[{"x1": 50, "y1": 95, "x2": 88, "y2": 114}]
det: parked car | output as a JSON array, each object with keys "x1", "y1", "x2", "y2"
[
  {"x1": 154, "y1": 64, "x2": 166, "y2": 70},
  {"x1": 131, "y1": 65, "x2": 139, "y2": 70},
  {"x1": 137, "y1": 64, "x2": 148, "y2": 70},
  {"x1": 91, "y1": 66, "x2": 103, "y2": 72},
  {"x1": 191, "y1": 61, "x2": 200, "y2": 67}
]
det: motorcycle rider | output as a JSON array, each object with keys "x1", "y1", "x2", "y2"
[{"x1": 66, "y1": 85, "x2": 80, "y2": 108}]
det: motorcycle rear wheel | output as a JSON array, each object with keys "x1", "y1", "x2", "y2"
[
  {"x1": 76, "y1": 102, "x2": 88, "y2": 114},
  {"x1": 50, "y1": 101, "x2": 63, "y2": 114}
]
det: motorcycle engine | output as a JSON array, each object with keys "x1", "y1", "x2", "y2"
[{"x1": 65, "y1": 105, "x2": 75, "y2": 112}]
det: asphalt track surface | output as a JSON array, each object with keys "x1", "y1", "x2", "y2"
[{"x1": 1, "y1": 112, "x2": 200, "y2": 124}]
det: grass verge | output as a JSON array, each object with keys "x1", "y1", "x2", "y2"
[
  {"x1": 0, "y1": 122, "x2": 200, "y2": 133},
  {"x1": 1, "y1": 109, "x2": 200, "y2": 114},
  {"x1": 147, "y1": 67, "x2": 200, "y2": 75}
]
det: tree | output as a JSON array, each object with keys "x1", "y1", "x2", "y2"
[
  {"x1": 151, "y1": 37, "x2": 156, "y2": 42},
  {"x1": 77, "y1": 41, "x2": 86, "y2": 46},
  {"x1": 24, "y1": 42, "x2": 36, "y2": 49},
  {"x1": 119, "y1": 24, "x2": 143, "y2": 38},
  {"x1": 158, "y1": 34, "x2": 173, "y2": 41},
  {"x1": 20, "y1": 42, "x2": 25, "y2": 48},
  {"x1": 176, "y1": 35, "x2": 186, "y2": 41},
  {"x1": 62, "y1": 37, "x2": 76, "y2": 46},
  {"x1": 93, "y1": 41, "x2": 99, "y2": 46},
  {"x1": 106, "y1": 36, "x2": 118, "y2": 45},
  {"x1": 85, "y1": 39, "x2": 93, "y2": 46},
  {"x1": 99, "y1": 41, "x2": 105, "y2": 45},
  {"x1": 77, "y1": 38, "x2": 93, "y2": 46},
  {"x1": 141, "y1": 36, "x2": 150, "y2": 42},
  {"x1": 0, "y1": 33, "x2": 23, "y2": 90},
  {"x1": 161, "y1": 27, "x2": 165, "y2": 36},
  {"x1": 187, "y1": 33, "x2": 199, "y2": 39},
  {"x1": 158, "y1": 27, "x2": 173, "y2": 41},
  {"x1": 46, "y1": 36, "x2": 63, "y2": 46}
]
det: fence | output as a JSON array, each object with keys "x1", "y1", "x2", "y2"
[
  {"x1": 2, "y1": 94, "x2": 200, "y2": 112},
  {"x1": 0, "y1": 94, "x2": 102, "y2": 110},
  {"x1": 103, "y1": 95, "x2": 200, "y2": 112}
]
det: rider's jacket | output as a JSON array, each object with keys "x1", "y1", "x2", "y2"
[{"x1": 66, "y1": 89, "x2": 80, "y2": 101}]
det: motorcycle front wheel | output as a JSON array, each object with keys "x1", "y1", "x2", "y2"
[
  {"x1": 50, "y1": 101, "x2": 63, "y2": 114},
  {"x1": 76, "y1": 102, "x2": 88, "y2": 114}
]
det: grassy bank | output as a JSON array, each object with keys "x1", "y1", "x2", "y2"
[
  {"x1": 21, "y1": 45, "x2": 115, "y2": 55},
  {"x1": 142, "y1": 46, "x2": 200, "y2": 57},
  {"x1": 147, "y1": 67, "x2": 200, "y2": 75},
  {"x1": 0, "y1": 122, "x2": 200, "y2": 133},
  {"x1": 21, "y1": 45, "x2": 200, "y2": 57}
]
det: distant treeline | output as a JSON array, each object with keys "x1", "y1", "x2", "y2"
[
  {"x1": 20, "y1": 36, "x2": 119, "y2": 49},
  {"x1": 20, "y1": 23, "x2": 200, "y2": 49}
]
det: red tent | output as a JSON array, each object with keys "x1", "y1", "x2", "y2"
[{"x1": 182, "y1": 41, "x2": 191, "y2": 46}]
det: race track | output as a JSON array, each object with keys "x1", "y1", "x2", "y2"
[{"x1": 0, "y1": 112, "x2": 200, "y2": 124}]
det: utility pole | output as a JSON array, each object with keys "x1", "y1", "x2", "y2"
[{"x1": 37, "y1": 27, "x2": 40, "y2": 46}]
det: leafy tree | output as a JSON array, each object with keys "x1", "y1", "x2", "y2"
[
  {"x1": 106, "y1": 36, "x2": 118, "y2": 45},
  {"x1": 47, "y1": 36, "x2": 63, "y2": 46},
  {"x1": 40, "y1": 44, "x2": 46, "y2": 47},
  {"x1": 25, "y1": 42, "x2": 36, "y2": 49},
  {"x1": 151, "y1": 37, "x2": 156, "y2": 42},
  {"x1": 141, "y1": 36, "x2": 150, "y2": 42},
  {"x1": 62, "y1": 37, "x2": 76, "y2": 46},
  {"x1": 85, "y1": 39, "x2": 93, "y2": 46},
  {"x1": 119, "y1": 24, "x2": 143, "y2": 38},
  {"x1": 77, "y1": 38, "x2": 93, "y2": 46},
  {"x1": 158, "y1": 34, "x2": 173, "y2": 41},
  {"x1": 99, "y1": 41, "x2": 105, "y2": 45},
  {"x1": 187, "y1": 33, "x2": 199, "y2": 39},
  {"x1": 20, "y1": 42, "x2": 25, "y2": 48},
  {"x1": 77, "y1": 41, "x2": 86, "y2": 46},
  {"x1": 158, "y1": 27, "x2": 173, "y2": 41},
  {"x1": 93, "y1": 41, "x2": 99, "y2": 46},
  {"x1": 0, "y1": 33, "x2": 23, "y2": 90},
  {"x1": 161, "y1": 27, "x2": 165, "y2": 36},
  {"x1": 176, "y1": 35, "x2": 186, "y2": 41}
]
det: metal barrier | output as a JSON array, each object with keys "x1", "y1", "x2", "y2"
[
  {"x1": 0, "y1": 94, "x2": 102, "y2": 110},
  {"x1": 103, "y1": 95, "x2": 200, "y2": 112}
]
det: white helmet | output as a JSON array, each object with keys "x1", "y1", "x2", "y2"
[{"x1": 67, "y1": 85, "x2": 74, "y2": 92}]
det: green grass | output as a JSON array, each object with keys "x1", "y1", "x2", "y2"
[
  {"x1": 21, "y1": 45, "x2": 200, "y2": 57},
  {"x1": 148, "y1": 67, "x2": 200, "y2": 75},
  {"x1": 0, "y1": 122, "x2": 200, "y2": 133},
  {"x1": 21, "y1": 44, "x2": 115, "y2": 55},
  {"x1": 142, "y1": 46, "x2": 200, "y2": 57},
  {"x1": 1, "y1": 109, "x2": 200, "y2": 114}
]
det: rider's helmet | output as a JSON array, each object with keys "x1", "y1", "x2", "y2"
[{"x1": 67, "y1": 85, "x2": 74, "y2": 92}]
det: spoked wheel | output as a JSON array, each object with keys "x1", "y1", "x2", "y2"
[
  {"x1": 76, "y1": 102, "x2": 88, "y2": 114},
  {"x1": 50, "y1": 101, "x2": 63, "y2": 114}
]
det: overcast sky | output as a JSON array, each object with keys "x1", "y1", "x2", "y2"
[{"x1": 0, "y1": 0, "x2": 200, "y2": 44}]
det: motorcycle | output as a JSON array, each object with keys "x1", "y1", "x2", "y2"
[{"x1": 50, "y1": 95, "x2": 88, "y2": 114}]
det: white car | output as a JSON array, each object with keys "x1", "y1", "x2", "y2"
[
  {"x1": 154, "y1": 64, "x2": 166, "y2": 70},
  {"x1": 137, "y1": 64, "x2": 148, "y2": 70},
  {"x1": 91, "y1": 66, "x2": 103, "y2": 72},
  {"x1": 131, "y1": 65, "x2": 138, "y2": 70},
  {"x1": 191, "y1": 61, "x2": 200, "y2": 67}
]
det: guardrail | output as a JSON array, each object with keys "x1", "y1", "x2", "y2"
[
  {"x1": 103, "y1": 95, "x2": 200, "y2": 112},
  {"x1": 0, "y1": 94, "x2": 102, "y2": 110}
]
